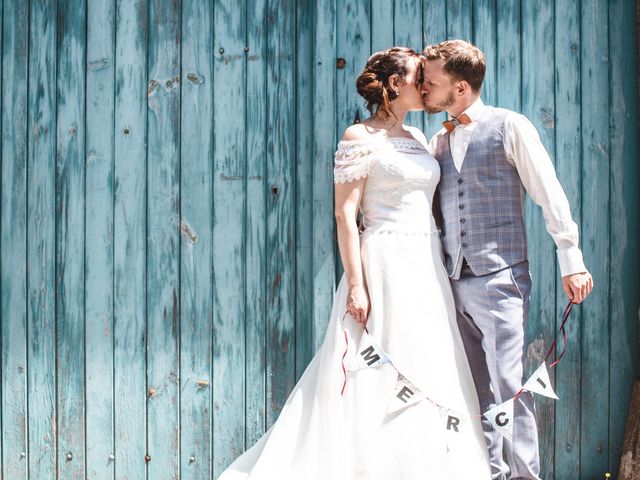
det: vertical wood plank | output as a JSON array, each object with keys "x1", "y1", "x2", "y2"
[
  {"x1": 1, "y1": 0, "x2": 29, "y2": 477},
  {"x1": 146, "y1": 0, "x2": 181, "y2": 477},
  {"x1": 295, "y1": 0, "x2": 315, "y2": 378},
  {"x1": 85, "y1": 0, "x2": 116, "y2": 477},
  {"x1": 580, "y1": 0, "x2": 610, "y2": 475},
  {"x1": 446, "y1": 0, "x2": 472, "y2": 41},
  {"x1": 423, "y1": 0, "x2": 447, "y2": 138},
  {"x1": 212, "y1": 0, "x2": 246, "y2": 474},
  {"x1": 371, "y1": 0, "x2": 393, "y2": 53},
  {"x1": 495, "y1": 0, "x2": 520, "y2": 112},
  {"x1": 472, "y1": 0, "x2": 497, "y2": 106},
  {"x1": 113, "y1": 0, "x2": 148, "y2": 477},
  {"x1": 608, "y1": 0, "x2": 640, "y2": 473},
  {"x1": 26, "y1": 0, "x2": 57, "y2": 478},
  {"x1": 394, "y1": 0, "x2": 424, "y2": 131},
  {"x1": 336, "y1": 0, "x2": 370, "y2": 138},
  {"x1": 312, "y1": 0, "x2": 337, "y2": 353},
  {"x1": 553, "y1": 1, "x2": 582, "y2": 477},
  {"x1": 521, "y1": 0, "x2": 557, "y2": 476},
  {"x1": 245, "y1": 0, "x2": 268, "y2": 448},
  {"x1": 265, "y1": 0, "x2": 296, "y2": 427},
  {"x1": 179, "y1": 0, "x2": 213, "y2": 478},
  {"x1": 56, "y1": 0, "x2": 87, "y2": 477}
]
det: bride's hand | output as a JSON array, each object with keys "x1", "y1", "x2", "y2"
[{"x1": 347, "y1": 285, "x2": 370, "y2": 326}]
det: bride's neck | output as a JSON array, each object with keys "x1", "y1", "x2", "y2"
[{"x1": 367, "y1": 110, "x2": 408, "y2": 133}]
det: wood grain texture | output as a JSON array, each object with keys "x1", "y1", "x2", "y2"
[
  {"x1": 553, "y1": 1, "x2": 582, "y2": 477},
  {"x1": 146, "y1": 0, "x2": 181, "y2": 477},
  {"x1": 521, "y1": 0, "x2": 557, "y2": 476},
  {"x1": 245, "y1": 0, "x2": 268, "y2": 448},
  {"x1": 26, "y1": 1, "x2": 57, "y2": 478},
  {"x1": 265, "y1": 0, "x2": 296, "y2": 427},
  {"x1": 609, "y1": 0, "x2": 640, "y2": 474},
  {"x1": 55, "y1": 0, "x2": 87, "y2": 477},
  {"x1": 85, "y1": 0, "x2": 116, "y2": 477},
  {"x1": 580, "y1": 0, "x2": 611, "y2": 475},
  {"x1": 446, "y1": 0, "x2": 472, "y2": 41},
  {"x1": 180, "y1": 0, "x2": 214, "y2": 478},
  {"x1": 113, "y1": 0, "x2": 148, "y2": 477},
  {"x1": 1, "y1": 0, "x2": 29, "y2": 477},
  {"x1": 472, "y1": 0, "x2": 496, "y2": 106},
  {"x1": 212, "y1": 0, "x2": 246, "y2": 474},
  {"x1": 295, "y1": 0, "x2": 315, "y2": 380},
  {"x1": 312, "y1": 0, "x2": 337, "y2": 354}
]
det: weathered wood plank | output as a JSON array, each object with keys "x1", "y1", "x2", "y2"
[
  {"x1": 472, "y1": 0, "x2": 496, "y2": 106},
  {"x1": 312, "y1": 0, "x2": 337, "y2": 353},
  {"x1": 446, "y1": 0, "x2": 472, "y2": 41},
  {"x1": 295, "y1": 0, "x2": 315, "y2": 379},
  {"x1": 146, "y1": 0, "x2": 181, "y2": 477},
  {"x1": 1, "y1": 0, "x2": 29, "y2": 477},
  {"x1": 56, "y1": 0, "x2": 87, "y2": 477},
  {"x1": 423, "y1": 0, "x2": 447, "y2": 137},
  {"x1": 609, "y1": 0, "x2": 640, "y2": 474},
  {"x1": 180, "y1": 0, "x2": 214, "y2": 477},
  {"x1": 371, "y1": 0, "x2": 393, "y2": 53},
  {"x1": 394, "y1": 0, "x2": 424, "y2": 131},
  {"x1": 245, "y1": 0, "x2": 268, "y2": 448},
  {"x1": 580, "y1": 0, "x2": 611, "y2": 475},
  {"x1": 619, "y1": 381, "x2": 640, "y2": 479},
  {"x1": 26, "y1": 0, "x2": 57, "y2": 478},
  {"x1": 336, "y1": 0, "x2": 370, "y2": 140},
  {"x1": 495, "y1": 0, "x2": 520, "y2": 112},
  {"x1": 212, "y1": 0, "x2": 246, "y2": 474},
  {"x1": 553, "y1": 1, "x2": 582, "y2": 478},
  {"x1": 85, "y1": 0, "x2": 116, "y2": 477},
  {"x1": 113, "y1": 0, "x2": 148, "y2": 477},
  {"x1": 265, "y1": 0, "x2": 296, "y2": 427},
  {"x1": 521, "y1": 0, "x2": 557, "y2": 476}
]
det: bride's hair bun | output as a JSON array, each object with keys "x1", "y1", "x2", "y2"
[{"x1": 355, "y1": 47, "x2": 421, "y2": 120}]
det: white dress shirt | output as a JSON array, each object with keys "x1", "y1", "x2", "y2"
[{"x1": 429, "y1": 97, "x2": 587, "y2": 277}]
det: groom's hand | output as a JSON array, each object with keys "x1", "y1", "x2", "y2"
[{"x1": 562, "y1": 272, "x2": 594, "y2": 304}]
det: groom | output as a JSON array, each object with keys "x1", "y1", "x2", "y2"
[{"x1": 421, "y1": 40, "x2": 593, "y2": 480}]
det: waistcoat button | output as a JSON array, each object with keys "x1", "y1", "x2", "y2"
[
  {"x1": 460, "y1": 218, "x2": 466, "y2": 223},
  {"x1": 458, "y1": 178, "x2": 464, "y2": 184},
  {"x1": 458, "y1": 191, "x2": 464, "y2": 197},
  {"x1": 462, "y1": 243, "x2": 468, "y2": 248},
  {"x1": 459, "y1": 204, "x2": 464, "y2": 210}
]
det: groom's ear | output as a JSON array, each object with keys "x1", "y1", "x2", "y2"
[{"x1": 456, "y1": 80, "x2": 471, "y2": 97}]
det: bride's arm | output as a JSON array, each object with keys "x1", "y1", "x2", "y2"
[{"x1": 335, "y1": 179, "x2": 369, "y2": 325}]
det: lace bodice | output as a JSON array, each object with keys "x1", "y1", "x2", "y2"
[{"x1": 334, "y1": 136, "x2": 440, "y2": 235}]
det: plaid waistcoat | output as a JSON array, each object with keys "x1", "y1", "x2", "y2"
[{"x1": 433, "y1": 106, "x2": 527, "y2": 279}]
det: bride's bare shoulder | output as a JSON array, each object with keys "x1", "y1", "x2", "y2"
[{"x1": 340, "y1": 123, "x2": 378, "y2": 142}]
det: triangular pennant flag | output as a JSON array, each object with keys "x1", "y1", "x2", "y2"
[
  {"x1": 439, "y1": 406, "x2": 468, "y2": 450},
  {"x1": 387, "y1": 372, "x2": 426, "y2": 415},
  {"x1": 484, "y1": 399, "x2": 515, "y2": 441},
  {"x1": 522, "y1": 362, "x2": 559, "y2": 400},
  {"x1": 348, "y1": 332, "x2": 390, "y2": 372}
]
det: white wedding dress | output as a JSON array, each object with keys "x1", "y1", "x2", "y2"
[{"x1": 218, "y1": 135, "x2": 491, "y2": 479}]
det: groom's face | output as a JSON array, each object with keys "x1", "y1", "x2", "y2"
[{"x1": 421, "y1": 59, "x2": 456, "y2": 114}]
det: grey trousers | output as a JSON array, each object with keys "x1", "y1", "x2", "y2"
[{"x1": 450, "y1": 260, "x2": 540, "y2": 480}]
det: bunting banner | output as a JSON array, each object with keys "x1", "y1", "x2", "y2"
[
  {"x1": 339, "y1": 301, "x2": 575, "y2": 440},
  {"x1": 484, "y1": 399, "x2": 515, "y2": 441},
  {"x1": 522, "y1": 361, "x2": 559, "y2": 399}
]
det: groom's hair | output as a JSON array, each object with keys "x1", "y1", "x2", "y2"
[{"x1": 422, "y1": 40, "x2": 485, "y2": 92}]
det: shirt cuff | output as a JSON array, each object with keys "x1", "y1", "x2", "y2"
[{"x1": 557, "y1": 246, "x2": 587, "y2": 277}]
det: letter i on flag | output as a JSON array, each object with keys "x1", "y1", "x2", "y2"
[
  {"x1": 484, "y1": 399, "x2": 515, "y2": 441},
  {"x1": 522, "y1": 362, "x2": 559, "y2": 400}
]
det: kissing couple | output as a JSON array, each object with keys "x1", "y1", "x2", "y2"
[{"x1": 219, "y1": 40, "x2": 594, "y2": 480}]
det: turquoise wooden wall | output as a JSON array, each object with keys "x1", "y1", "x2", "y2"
[{"x1": 0, "y1": 0, "x2": 637, "y2": 479}]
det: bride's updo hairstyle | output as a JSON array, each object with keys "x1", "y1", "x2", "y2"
[{"x1": 356, "y1": 47, "x2": 422, "y2": 121}]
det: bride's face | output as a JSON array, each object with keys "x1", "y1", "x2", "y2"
[{"x1": 393, "y1": 57, "x2": 426, "y2": 112}]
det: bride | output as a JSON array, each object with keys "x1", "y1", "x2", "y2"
[{"x1": 219, "y1": 47, "x2": 491, "y2": 479}]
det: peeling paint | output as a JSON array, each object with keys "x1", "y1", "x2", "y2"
[
  {"x1": 186, "y1": 73, "x2": 204, "y2": 84},
  {"x1": 220, "y1": 174, "x2": 243, "y2": 181},
  {"x1": 88, "y1": 58, "x2": 110, "y2": 70},
  {"x1": 180, "y1": 220, "x2": 199, "y2": 243}
]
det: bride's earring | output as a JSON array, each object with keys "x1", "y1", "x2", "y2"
[{"x1": 395, "y1": 90, "x2": 400, "y2": 97}]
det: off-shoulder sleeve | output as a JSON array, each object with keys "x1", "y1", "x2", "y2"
[{"x1": 333, "y1": 142, "x2": 377, "y2": 184}]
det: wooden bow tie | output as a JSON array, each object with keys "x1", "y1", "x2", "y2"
[{"x1": 442, "y1": 113, "x2": 472, "y2": 133}]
